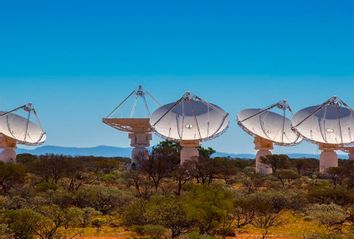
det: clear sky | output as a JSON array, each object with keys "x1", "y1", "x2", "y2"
[{"x1": 0, "y1": 0, "x2": 353, "y2": 154}]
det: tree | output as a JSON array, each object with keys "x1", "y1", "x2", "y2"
[
  {"x1": 80, "y1": 207, "x2": 102, "y2": 228},
  {"x1": 4, "y1": 209, "x2": 43, "y2": 239},
  {"x1": 250, "y1": 191, "x2": 294, "y2": 239},
  {"x1": 192, "y1": 147, "x2": 218, "y2": 185},
  {"x1": 233, "y1": 192, "x2": 256, "y2": 229},
  {"x1": 61, "y1": 158, "x2": 88, "y2": 192},
  {"x1": 29, "y1": 155, "x2": 67, "y2": 185},
  {"x1": 291, "y1": 158, "x2": 318, "y2": 176},
  {"x1": 183, "y1": 185, "x2": 233, "y2": 236},
  {"x1": 123, "y1": 168, "x2": 154, "y2": 198},
  {"x1": 35, "y1": 205, "x2": 83, "y2": 239},
  {"x1": 274, "y1": 169, "x2": 300, "y2": 188},
  {"x1": 0, "y1": 162, "x2": 26, "y2": 194},
  {"x1": 309, "y1": 203, "x2": 347, "y2": 235},
  {"x1": 145, "y1": 195, "x2": 191, "y2": 238},
  {"x1": 171, "y1": 161, "x2": 194, "y2": 196},
  {"x1": 122, "y1": 199, "x2": 146, "y2": 226},
  {"x1": 327, "y1": 167, "x2": 346, "y2": 189},
  {"x1": 260, "y1": 154, "x2": 290, "y2": 173},
  {"x1": 75, "y1": 185, "x2": 132, "y2": 214},
  {"x1": 214, "y1": 158, "x2": 238, "y2": 185},
  {"x1": 141, "y1": 141, "x2": 180, "y2": 190},
  {"x1": 307, "y1": 187, "x2": 354, "y2": 206}
]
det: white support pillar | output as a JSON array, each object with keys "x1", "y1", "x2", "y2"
[
  {"x1": 0, "y1": 134, "x2": 17, "y2": 163},
  {"x1": 319, "y1": 144, "x2": 338, "y2": 174},
  {"x1": 254, "y1": 136, "x2": 273, "y2": 175},
  {"x1": 180, "y1": 140, "x2": 200, "y2": 165},
  {"x1": 129, "y1": 132, "x2": 152, "y2": 167}
]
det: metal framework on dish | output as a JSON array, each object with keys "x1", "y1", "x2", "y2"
[
  {"x1": 0, "y1": 103, "x2": 46, "y2": 162},
  {"x1": 102, "y1": 85, "x2": 160, "y2": 166},
  {"x1": 150, "y1": 92, "x2": 229, "y2": 165}
]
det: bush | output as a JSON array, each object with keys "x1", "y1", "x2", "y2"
[
  {"x1": 183, "y1": 185, "x2": 233, "y2": 235},
  {"x1": 145, "y1": 195, "x2": 190, "y2": 238},
  {"x1": 0, "y1": 224, "x2": 13, "y2": 239},
  {"x1": 182, "y1": 231, "x2": 216, "y2": 239},
  {"x1": 122, "y1": 199, "x2": 146, "y2": 226},
  {"x1": 131, "y1": 225, "x2": 168, "y2": 239},
  {"x1": 308, "y1": 203, "x2": 346, "y2": 235},
  {"x1": 75, "y1": 185, "x2": 132, "y2": 214},
  {"x1": 4, "y1": 209, "x2": 44, "y2": 239},
  {"x1": 307, "y1": 187, "x2": 354, "y2": 205}
]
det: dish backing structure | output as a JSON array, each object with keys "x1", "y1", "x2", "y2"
[
  {"x1": 237, "y1": 100, "x2": 302, "y2": 174},
  {"x1": 0, "y1": 103, "x2": 46, "y2": 162},
  {"x1": 150, "y1": 92, "x2": 229, "y2": 164},
  {"x1": 103, "y1": 85, "x2": 160, "y2": 166},
  {"x1": 291, "y1": 96, "x2": 354, "y2": 173}
]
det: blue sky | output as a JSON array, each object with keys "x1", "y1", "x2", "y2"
[{"x1": 0, "y1": 0, "x2": 353, "y2": 154}]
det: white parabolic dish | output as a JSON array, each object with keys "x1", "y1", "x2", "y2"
[
  {"x1": 0, "y1": 110, "x2": 46, "y2": 146},
  {"x1": 291, "y1": 97, "x2": 354, "y2": 145},
  {"x1": 150, "y1": 92, "x2": 229, "y2": 141},
  {"x1": 237, "y1": 101, "x2": 302, "y2": 146}
]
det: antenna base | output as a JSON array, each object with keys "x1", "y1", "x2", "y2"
[
  {"x1": 180, "y1": 140, "x2": 200, "y2": 165},
  {"x1": 129, "y1": 132, "x2": 152, "y2": 167},
  {"x1": 0, "y1": 134, "x2": 16, "y2": 163},
  {"x1": 255, "y1": 149, "x2": 273, "y2": 175},
  {"x1": 319, "y1": 149, "x2": 338, "y2": 174}
]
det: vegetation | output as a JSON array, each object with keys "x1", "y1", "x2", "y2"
[{"x1": 0, "y1": 141, "x2": 353, "y2": 239}]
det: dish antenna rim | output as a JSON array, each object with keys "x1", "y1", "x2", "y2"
[
  {"x1": 237, "y1": 100, "x2": 303, "y2": 146},
  {"x1": 291, "y1": 96, "x2": 354, "y2": 147},
  {"x1": 150, "y1": 92, "x2": 229, "y2": 142},
  {"x1": 0, "y1": 103, "x2": 46, "y2": 146}
]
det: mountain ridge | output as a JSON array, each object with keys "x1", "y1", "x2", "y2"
[{"x1": 16, "y1": 145, "x2": 348, "y2": 159}]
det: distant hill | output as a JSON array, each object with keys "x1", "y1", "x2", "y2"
[
  {"x1": 17, "y1": 145, "x2": 347, "y2": 159},
  {"x1": 17, "y1": 145, "x2": 132, "y2": 158}
]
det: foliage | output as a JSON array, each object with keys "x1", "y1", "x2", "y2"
[
  {"x1": 144, "y1": 195, "x2": 191, "y2": 238},
  {"x1": 0, "y1": 223, "x2": 13, "y2": 239},
  {"x1": 260, "y1": 154, "x2": 290, "y2": 173},
  {"x1": 3, "y1": 209, "x2": 44, "y2": 239},
  {"x1": 131, "y1": 225, "x2": 168, "y2": 239},
  {"x1": 2, "y1": 148, "x2": 354, "y2": 239},
  {"x1": 309, "y1": 203, "x2": 347, "y2": 235},
  {"x1": 75, "y1": 185, "x2": 132, "y2": 214},
  {"x1": 0, "y1": 162, "x2": 26, "y2": 194},
  {"x1": 183, "y1": 185, "x2": 233, "y2": 235}
]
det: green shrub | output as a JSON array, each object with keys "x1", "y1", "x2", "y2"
[
  {"x1": 4, "y1": 209, "x2": 44, "y2": 239},
  {"x1": 131, "y1": 225, "x2": 167, "y2": 239}
]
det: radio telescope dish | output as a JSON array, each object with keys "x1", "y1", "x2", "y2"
[
  {"x1": 150, "y1": 92, "x2": 229, "y2": 142},
  {"x1": 237, "y1": 100, "x2": 302, "y2": 174},
  {"x1": 291, "y1": 96, "x2": 354, "y2": 173},
  {"x1": 103, "y1": 85, "x2": 160, "y2": 133},
  {"x1": 0, "y1": 103, "x2": 46, "y2": 162},
  {"x1": 237, "y1": 100, "x2": 302, "y2": 146},
  {"x1": 151, "y1": 92, "x2": 229, "y2": 164},
  {"x1": 291, "y1": 96, "x2": 354, "y2": 145},
  {"x1": 102, "y1": 85, "x2": 160, "y2": 167}
]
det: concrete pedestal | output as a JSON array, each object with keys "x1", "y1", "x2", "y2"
[
  {"x1": 254, "y1": 137, "x2": 273, "y2": 174},
  {"x1": 319, "y1": 144, "x2": 338, "y2": 173},
  {"x1": 180, "y1": 140, "x2": 200, "y2": 165},
  {"x1": 0, "y1": 134, "x2": 17, "y2": 163},
  {"x1": 129, "y1": 132, "x2": 151, "y2": 167}
]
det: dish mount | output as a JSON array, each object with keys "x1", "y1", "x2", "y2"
[{"x1": 103, "y1": 85, "x2": 160, "y2": 166}]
